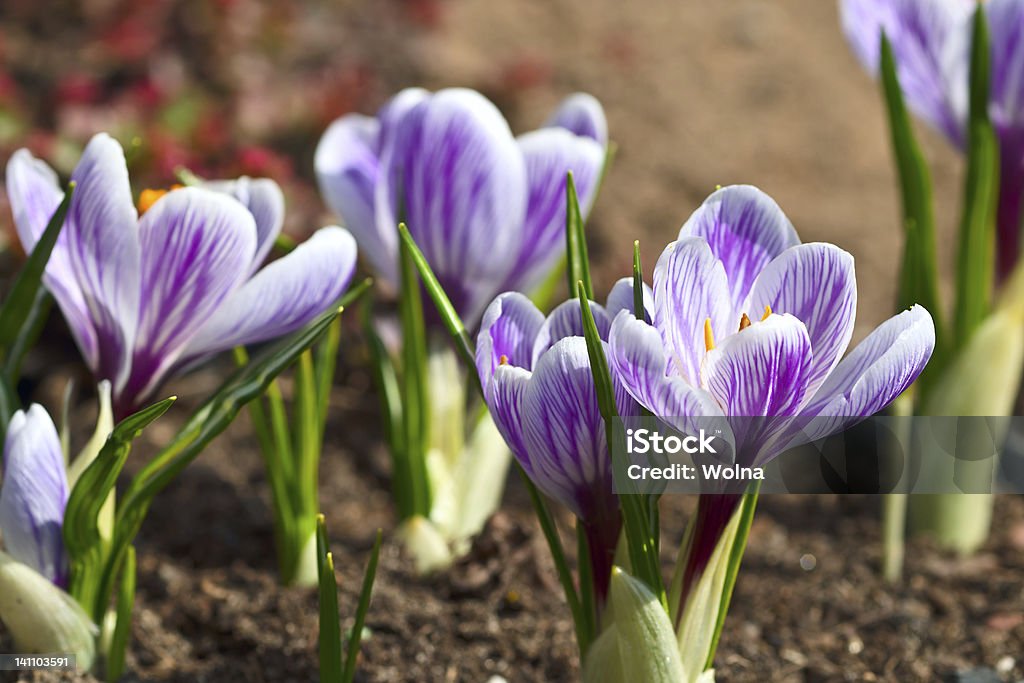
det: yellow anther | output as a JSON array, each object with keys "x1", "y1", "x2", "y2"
[
  {"x1": 137, "y1": 184, "x2": 183, "y2": 215},
  {"x1": 499, "y1": 354, "x2": 509, "y2": 366},
  {"x1": 703, "y1": 318, "x2": 715, "y2": 352},
  {"x1": 761, "y1": 305, "x2": 772, "y2": 321},
  {"x1": 739, "y1": 313, "x2": 752, "y2": 331}
]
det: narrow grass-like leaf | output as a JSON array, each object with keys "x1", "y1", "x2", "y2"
[
  {"x1": 398, "y1": 223, "x2": 431, "y2": 519},
  {"x1": 632, "y1": 241, "x2": 644, "y2": 321},
  {"x1": 397, "y1": 224, "x2": 477, "y2": 385},
  {"x1": 879, "y1": 33, "x2": 947, "y2": 391},
  {"x1": 575, "y1": 523, "x2": 597, "y2": 650},
  {"x1": 0, "y1": 182, "x2": 73, "y2": 351},
  {"x1": 342, "y1": 528, "x2": 383, "y2": 682},
  {"x1": 317, "y1": 515, "x2": 343, "y2": 683},
  {"x1": 104, "y1": 545, "x2": 136, "y2": 683},
  {"x1": 577, "y1": 282, "x2": 665, "y2": 608},
  {"x1": 704, "y1": 483, "x2": 759, "y2": 669},
  {"x1": 565, "y1": 173, "x2": 593, "y2": 301},
  {"x1": 316, "y1": 317, "x2": 342, "y2": 434},
  {"x1": 339, "y1": 276, "x2": 374, "y2": 309},
  {"x1": 2, "y1": 288, "x2": 52, "y2": 384},
  {"x1": 953, "y1": 6, "x2": 999, "y2": 351},
  {"x1": 362, "y1": 298, "x2": 404, "y2": 461}
]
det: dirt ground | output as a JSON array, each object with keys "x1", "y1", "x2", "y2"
[{"x1": 1, "y1": 1, "x2": 1021, "y2": 682}]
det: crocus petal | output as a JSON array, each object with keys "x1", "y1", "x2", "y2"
[
  {"x1": 605, "y1": 277, "x2": 654, "y2": 322},
  {"x1": 377, "y1": 88, "x2": 528, "y2": 325},
  {"x1": 203, "y1": 177, "x2": 284, "y2": 275},
  {"x1": 745, "y1": 243, "x2": 857, "y2": 399},
  {"x1": 521, "y1": 337, "x2": 614, "y2": 519},
  {"x1": 531, "y1": 298, "x2": 613, "y2": 367},
  {"x1": 0, "y1": 406, "x2": 69, "y2": 586},
  {"x1": 487, "y1": 363, "x2": 532, "y2": 466},
  {"x1": 125, "y1": 188, "x2": 256, "y2": 405},
  {"x1": 183, "y1": 226, "x2": 357, "y2": 362},
  {"x1": 840, "y1": 0, "x2": 970, "y2": 144},
  {"x1": 799, "y1": 305, "x2": 935, "y2": 441},
  {"x1": 608, "y1": 311, "x2": 724, "y2": 423},
  {"x1": 475, "y1": 293, "x2": 545, "y2": 390},
  {"x1": 65, "y1": 133, "x2": 141, "y2": 391},
  {"x1": 315, "y1": 114, "x2": 398, "y2": 283},
  {"x1": 545, "y1": 92, "x2": 609, "y2": 146},
  {"x1": 678, "y1": 185, "x2": 800, "y2": 312},
  {"x1": 503, "y1": 127, "x2": 605, "y2": 293},
  {"x1": 652, "y1": 237, "x2": 733, "y2": 385},
  {"x1": 5, "y1": 150, "x2": 98, "y2": 367}
]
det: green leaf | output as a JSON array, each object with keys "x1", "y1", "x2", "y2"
[
  {"x1": 293, "y1": 350, "x2": 321, "y2": 549},
  {"x1": 398, "y1": 222, "x2": 432, "y2": 519},
  {"x1": 566, "y1": 173, "x2": 593, "y2": 301},
  {"x1": 632, "y1": 241, "x2": 645, "y2": 322},
  {"x1": 63, "y1": 396, "x2": 175, "y2": 619},
  {"x1": 342, "y1": 529, "x2": 382, "y2": 683},
  {"x1": 316, "y1": 515, "x2": 343, "y2": 683},
  {"x1": 879, "y1": 32, "x2": 947, "y2": 391},
  {"x1": 953, "y1": 6, "x2": 999, "y2": 351},
  {"x1": 577, "y1": 282, "x2": 665, "y2": 608},
  {"x1": 2, "y1": 287, "x2": 52, "y2": 384},
  {"x1": 104, "y1": 545, "x2": 136, "y2": 683},
  {"x1": 0, "y1": 182, "x2": 74, "y2": 353},
  {"x1": 397, "y1": 224, "x2": 477, "y2": 387}
]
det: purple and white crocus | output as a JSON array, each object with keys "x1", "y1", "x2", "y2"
[
  {"x1": 0, "y1": 405, "x2": 69, "y2": 588},
  {"x1": 6, "y1": 133, "x2": 358, "y2": 417},
  {"x1": 606, "y1": 184, "x2": 935, "y2": 617},
  {"x1": 841, "y1": 0, "x2": 1024, "y2": 280},
  {"x1": 475, "y1": 279, "x2": 650, "y2": 599},
  {"x1": 316, "y1": 88, "x2": 607, "y2": 327}
]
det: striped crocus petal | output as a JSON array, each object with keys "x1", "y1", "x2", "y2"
[
  {"x1": 605, "y1": 277, "x2": 654, "y2": 322},
  {"x1": 5, "y1": 150, "x2": 99, "y2": 369},
  {"x1": 203, "y1": 177, "x2": 285, "y2": 275},
  {"x1": 678, "y1": 185, "x2": 800, "y2": 314},
  {"x1": 545, "y1": 92, "x2": 609, "y2": 146},
  {"x1": 377, "y1": 88, "x2": 528, "y2": 326},
  {"x1": 122, "y1": 188, "x2": 256, "y2": 411},
  {"x1": 0, "y1": 405, "x2": 69, "y2": 587},
  {"x1": 652, "y1": 237, "x2": 733, "y2": 385},
  {"x1": 502, "y1": 127, "x2": 605, "y2": 294},
  {"x1": 182, "y1": 226, "x2": 357, "y2": 364},
  {"x1": 744, "y1": 243, "x2": 857, "y2": 400},
  {"x1": 530, "y1": 298, "x2": 613, "y2": 367},
  {"x1": 475, "y1": 292, "x2": 545, "y2": 390},
  {"x1": 64, "y1": 134, "x2": 142, "y2": 393},
  {"x1": 315, "y1": 113, "x2": 398, "y2": 284},
  {"x1": 840, "y1": 0, "x2": 971, "y2": 145}
]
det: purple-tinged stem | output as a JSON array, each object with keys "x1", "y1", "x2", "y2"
[{"x1": 673, "y1": 493, "x2": 742, "y2": 629}]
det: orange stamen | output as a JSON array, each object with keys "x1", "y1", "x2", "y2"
[
  {"x1": 703, "y1": 318, "x2": 715, "y2": 351},
  {"x1": 499, "y1": 354, "x2": 509, "y2": 366},
  {"x1": 761, "y1": 305, "x2": 772, "y2": 321},
  {"x1": 137, "y1": 184, "x2": 183, "y2": 215},
  {"x1": 739, "y1": 313, "x2": 752, "y2": 331}
]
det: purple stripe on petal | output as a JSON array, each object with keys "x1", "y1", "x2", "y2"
[
  {"x1": 544, "y1": 92, "x2": 609, "y2": 146},
  {"x1": 183, "y1": 226, "x2": 357, "y2": 364},
  {"x1": 652, "y1": 237, "x2": 733, "y2": 385},
  {"x1": 377, "y1": 89, "x2": 528, "y2": 326},
  {"x1": 745, "y1": 243, "x2": 857, "y2": 400},
  {"x1": 678, "y1": 185, "x2": 800, "y2": 313},
  {"x1": 5, "y1": 150, "x2": 99, "y2": 367},
  {"x1": 315, "y1": 114, "x2": 399, "y2": 284},
  {"x1": 0, "y1": 405, "x2": 69, "y2": 587},
  {"x1": 124, "y1": 188, "x2": 256, "y2": 410},
  {"x1": 503, "y1": 128, "x2": 605, "y2": 294},
  {"x1": 203, "y1": 177, "x2": 285, "y2": 276},
  {"x1": 65, "y1": 134, "x2": 141, "y2": 392},
  {"x1": 475, "y1": 292, "x2": 545, "y2": 390},
  {"x1": 487, "y1": 363, "x2": 532, "y2": 468},
  {"x1": 531, "y1": 298, "x2": 613, "y2": 367}
]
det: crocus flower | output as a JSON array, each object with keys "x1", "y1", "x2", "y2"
[
  {"x1": 475, "y1": 279, "x2": 648, "y2": 598},
  {"x1": 315, "y1": 88, "x2": 608, "y2": 327},
  {"x1": 607, "y1": 185, "x2": 935, "y2": 615},
  {"x1": 0, "y1": 405, "x2": 69, "y2": 587},
  {"x1": 6, "y1": 133, "x2": 358, "y2": 416},
  {"x1": 841, "y1": 0, "x2": 1024, "y2": 279}
]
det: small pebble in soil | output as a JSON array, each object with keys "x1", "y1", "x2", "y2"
[
  {"x1": 996, "y1": 656, "x2": 1015, "y2": 674},
  {"x1": 800, "y1": 553, "x2": 817, "y2": 571}
]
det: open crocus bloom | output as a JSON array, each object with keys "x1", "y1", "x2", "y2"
[
  {"x1": 6, "y1": 133, "x2": 358, "y2": 416},
  {"x1": 607, "y1": 185, "x2": 936, "y2": 466},
  {"x1": 841, "y1": 0, "x2": 1024, "y2": 279},
  {"x1": 316, "y1": 87, "x2": 607, "y2": 327},
  {"x1": 475, "y1": 279, "x2": 649, "y2": 598},
  {"x1": 0, "y1": 405, "x2": 69, "y2": 587}
]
